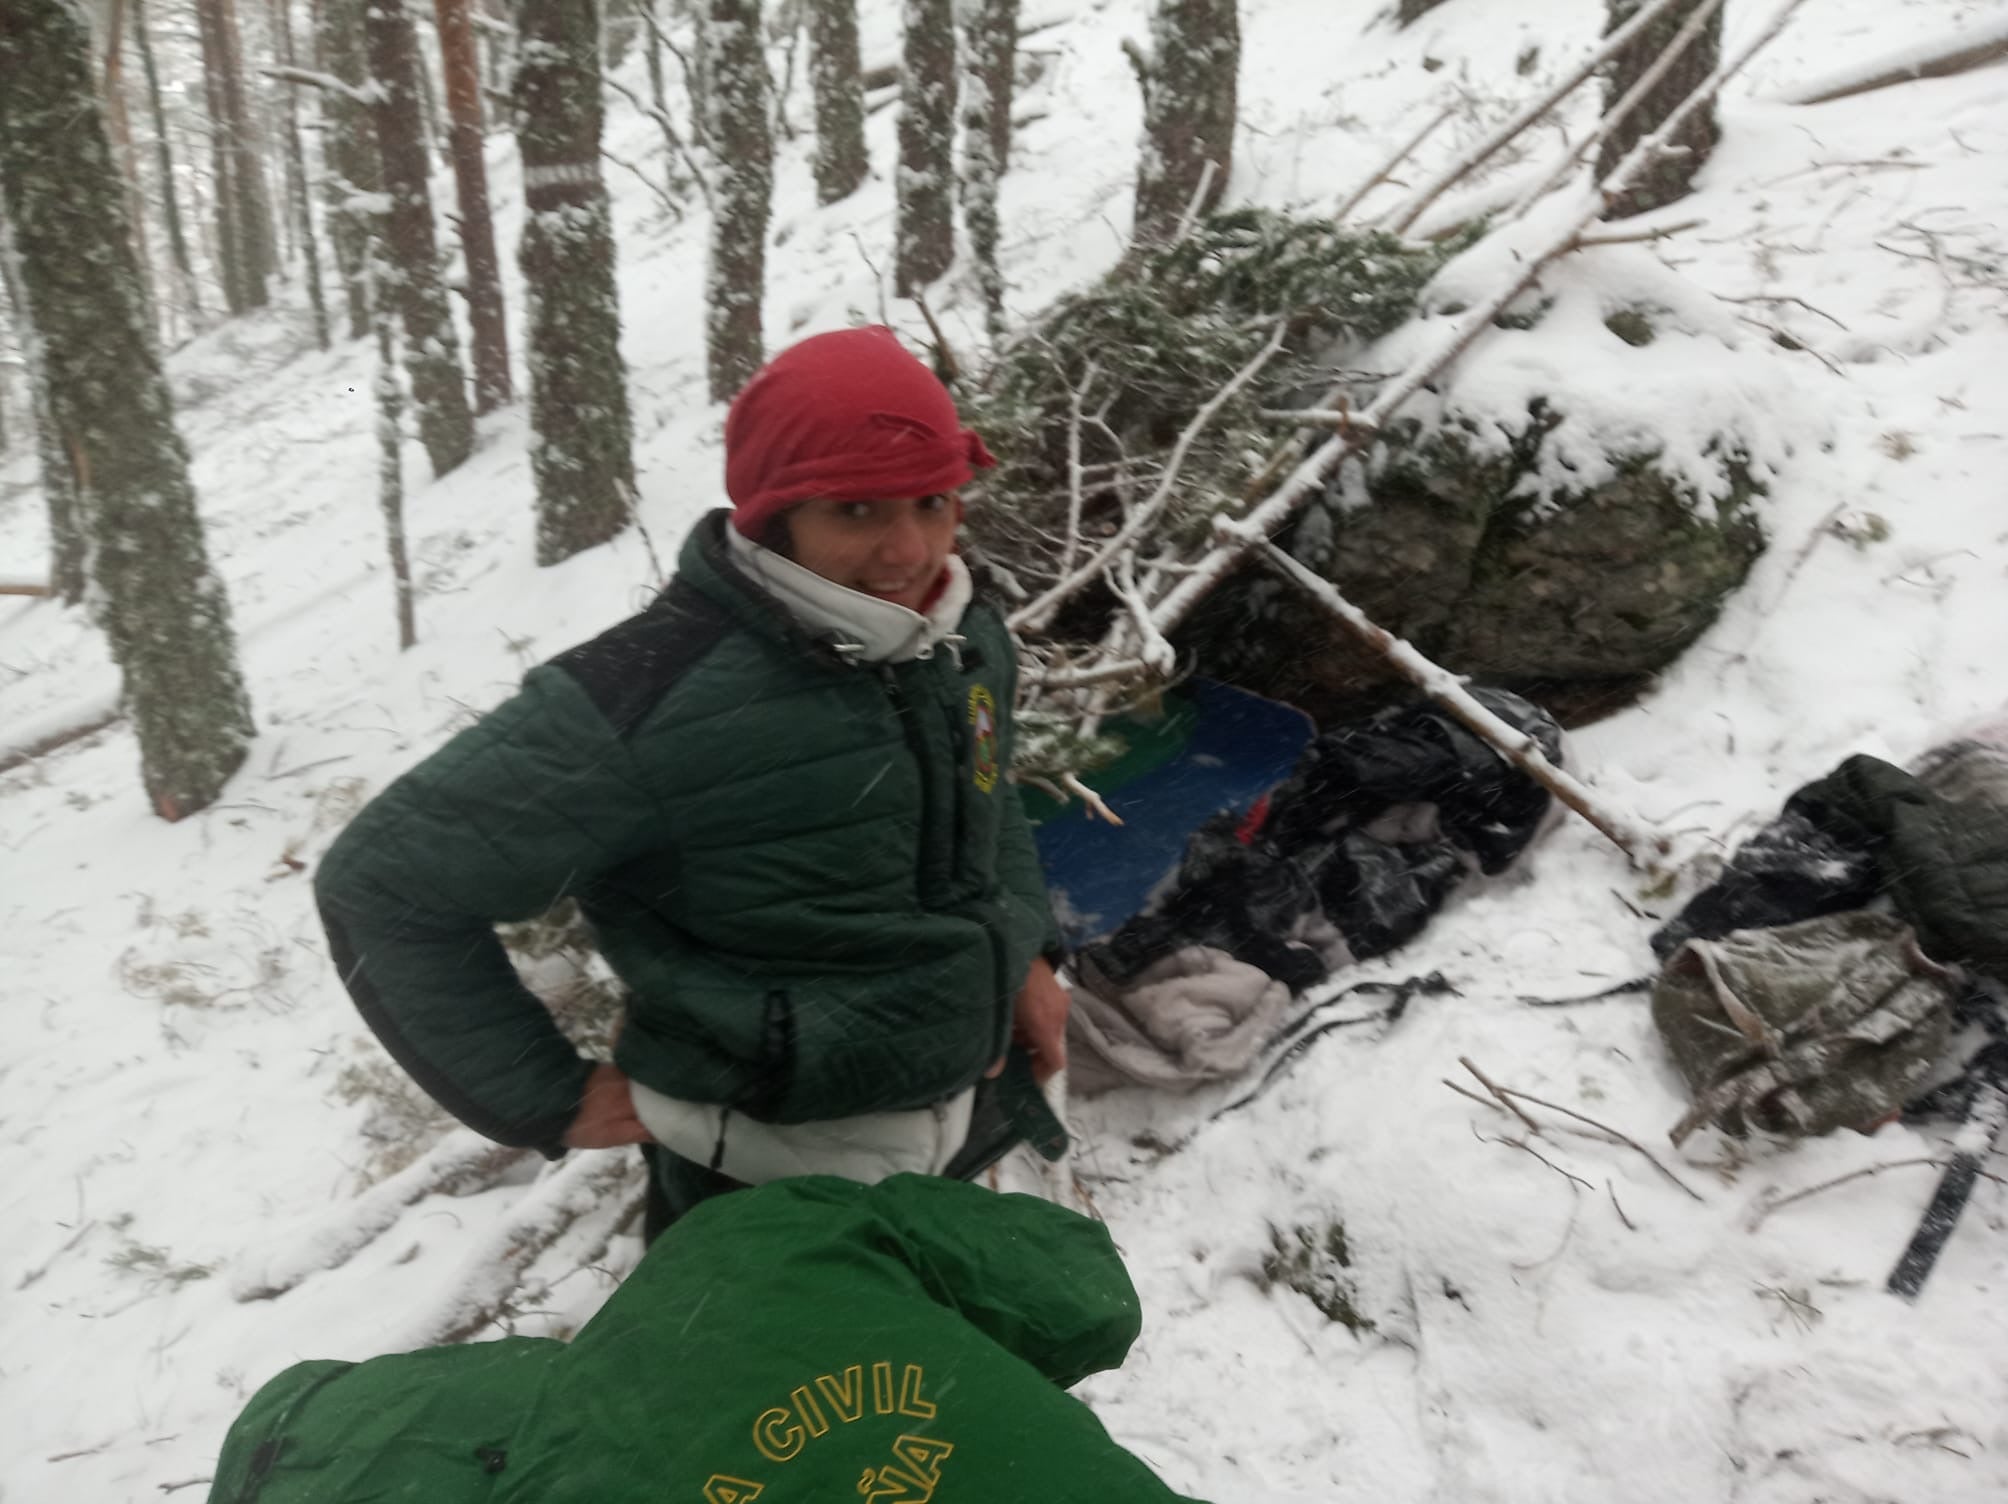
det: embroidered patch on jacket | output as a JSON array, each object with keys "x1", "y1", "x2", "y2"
[{"x1": 967, "y1": 685, "x2": 999, "y2": 793}]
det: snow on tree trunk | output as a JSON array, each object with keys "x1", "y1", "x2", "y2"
[
  {"x1": 1597, "y1": 0, "x2": 1721, "y2": 219},
  {"x1": 515, "y1": 0, "x2": 638, "y2": 563},
  {"x1": 0, "y1": 214, "x2": 87, "y2": 604},
  {"x1": 1130, "y1": 0, "x2": 1238, "y2": 250},
  {"x1": 436, "y1": 0, "x2": 512, "y2": 412},
  {"x1": 958, "y1": 0, "x2": 1014, "y2": 336},
  {"x1": 195, "y1": 0, "x2": 278, "y2": 309},
  {"x1": 807, "y1": 0, "x2": 866, "y2": 204},
  {"x1": 703, "y1": 0, "x2": 771, "y2": 402},
  {"x1": 372, "y1": 292, "x2": 417, "y2": 647},
  {"x1": 0, "y1": 0, "x2": 256, "y2": 818},
  {"x1": 318, "y1": 0, "x2": 379, "y2": 339},
  {"x1": 134, "y1": 0, "x2": 201, "y2": 312},
  {"x1": 363, "y1": 0, "x2": 473, "y2": 477},
  {"x1": 963, "y1": 0, "x2": 1014, "y2": 173},
  {"x1": 894, "y1": 0, "x2": 955, "y2": 295},
  {"x1": 272, "y1": 0, "x2": 330, "y2": 350}
]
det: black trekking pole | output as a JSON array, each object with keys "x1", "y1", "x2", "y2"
[{"x1": 1887, "y1": 1046, "x2": 2008, "y2": 1299}]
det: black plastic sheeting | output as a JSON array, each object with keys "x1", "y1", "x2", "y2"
[{"x1": 1081, "y1": 689, "x2": 1563, "y2": 998}]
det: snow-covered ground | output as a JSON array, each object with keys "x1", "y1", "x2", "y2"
[{"x1": 3, "y1": 1, "x2": 2006, "y2": 1499}]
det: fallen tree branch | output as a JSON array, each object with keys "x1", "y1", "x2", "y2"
[
  {"x1": 262, "y1": 65, "x2": 373, "y2": 106},
  {"x1": 0, "y1": 578, "x2": 53, "y2": 597},
  {"x1": 1448, "y1": 1069, "x2": 1705, "y2": 1203},
  {"x1": 231, "y1": 1130, "x2": 533, "y2": 1300},
  {"x1": 0, "y1": 703, "x2": 124, "y2": 777},
  {"x1": 1459, "y1": 1056, "x2": 1545, "y2": 1137},
  {"x1": 1778, "y1": 19, "x2": 2008, "y2": 107},
  {"x1": 1381, "y1": 0, "x2": 1699, "y2": 235},
  {"x1": 1749, "y1": 1155, "x2": 2008, "y2": 1230},
  {"x1": 1334, "y1": 103, "x2": 1452, "y2": 224},
  {"x1": 1257, "y1": 542, "x2": 1666, "y2": 864}
]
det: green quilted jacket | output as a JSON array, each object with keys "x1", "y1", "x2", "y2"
[
  {"x1": 205, "y1": 1175, "x2": 1205, "y2": 1503},
  {"x1": 316, "y1": 513, "x2": 1060, "y2": 1154}
]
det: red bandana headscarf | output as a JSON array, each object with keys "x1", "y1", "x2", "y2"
[{"x1": 723, "y1": 326, "x2": 997, "y2": 539}]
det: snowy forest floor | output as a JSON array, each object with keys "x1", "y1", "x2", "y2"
[{"x1": 3, "y1": 0, "x2": 2007, "y2": 1500}]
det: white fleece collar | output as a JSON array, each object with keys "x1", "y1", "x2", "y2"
[{"x1": 726, "y1": 526, "x2": 973, "y2": 665}]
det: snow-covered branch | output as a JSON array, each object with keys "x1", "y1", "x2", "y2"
[
  {"x1": 1253, "y1": 542, "x2": 1667, "y2": 868},
  {"x1": 261, "y1": 65, "x2": 373, "y2": 107}
]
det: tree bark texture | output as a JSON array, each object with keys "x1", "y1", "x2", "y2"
[
  {"x1": 0, "y1": 214, "x2": 88, "y2": 603},
  {"x1": 272, "y1": 0, "x2": 330, "y2": 349},
  {"x1": 1598, "y1": 0, "x2": 1720, "y2": 219},
  {"x1": 1130, "y1": 0, "x2": 1238, "y2": 250},
  {"x1": 363, "y1": 0, "x2": 473, "y2": 477},
  {"x1": 958, "y1": 0, "x2": 1014, "y2": 336},
  {"x1": 317, "y1": 0, "x2": 380, "y2": 338},
  {"x1": 194, "y1": 0, "x2": 278, "y2": 309},
  {"x1": 132, "y1": 0, "x2": 200, "y2": 303},
  {"x1": 703, "y1": 0, "x2": 771, "y2": 402},
  {"x1": 807, "y1": 0, "x2": 866, "y2": 204},
  {"x1": 0, "y1": 0, "x2": 256, "y2": 817},
  {"x1": 435, "y1": 0, "x2": 511, "y2": 411},
  {"x1": 515, "y1": 0, "x2": 637, "y2": 563},
  {"x1": 963, "y1": 0, "x2": 1014, "y2": 172},
  {"x1": 373, "y1": 295, "x2": 416, "y2": 646},
  {"x1": 894, "y1": 0, "x2": 955, "y2": 294}
]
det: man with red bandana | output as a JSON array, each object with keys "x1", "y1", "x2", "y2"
[{"x1": 316, "y1": 328, "x2": 1070, "y2": 1236}]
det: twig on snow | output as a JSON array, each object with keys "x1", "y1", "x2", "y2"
[
  {"x1": 1749, "y1": 1156, "x2": 2008, "y2": 1230},
  {"x1": 1459, "y1": 1056, "x2": 1545, "y2": 1137},
  {"x1": 1333, "y1": 104, "x2": 1452, "y2": 224}
]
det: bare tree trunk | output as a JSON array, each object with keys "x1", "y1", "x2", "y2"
[
  {"x1": 1129, "y1": 0, "x2": 1238, "y2": 250},
  {"x1": 435, "y1": 0, "x2": 510, "y2": 412},
  {"x1": 806, "y1": 0, "x2": 865, "y2": 204},
  {"x1": 97, "y1": 0, "x2": 160, "y2": 321},
  {"x1": 959, "y1": 0, "x2": 1013, "y2": 337},
  {"x1": 0, "y1": 0, "x2": 257, "y2": 817},
  {"x1": 132, "y1": 0, "x2": 201, "y2": 314},
  {"x1": 894, "y1": 0, "x2": 955, "y2": 295},
  {"x1": 273, "y1": 0, "x2": 330, "y2": 348},
  {"x1": 317, "y1": 0, "x2": 379, "y2": 338},
  {"x1": 1598, "y1": 0, "x2": 1720, "y2": 219},
  {"x1": 197, "y1": 0, "x2": 278, "y2": 307},
  {"x1": 195, "y1": 0, "x2": 251, "y2": 311},
  {"x1": 964, "y1": 0, "x2": 1014, "y2": 172},
  {"x1": 0, "y1": 213, "x2": 87, "y2": 604},
  {"x1": 703, "y1": 0, "x2": 771, "y2": 401},
  {"x1": 362, "y1": 0, "x2": 473, "y2": 476},
  {"x1": 515, "y1": 0, "x2": 636, "y2": 561},
  {"x1": 371, "y1": 281, "x2": 416, "y2": 647}
]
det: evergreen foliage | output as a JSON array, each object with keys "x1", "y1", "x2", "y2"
[
  {"x1": 1598, "y1": 0, "x2": 1721, "y2": 218},
  {"x1": 1130, "y1": 0, "x2": 1238, "y2": 250},
  {"x1": 0, "y1": 0, "x2": 255, "y2": 817},
  {"x1": 894, "y1": 0, "x2": 956, "y2": 294},
  {"x1": 963, "y1": 210, "x2": 1453, "y2": 586},
  {"x1": 704, "y1": 0, "x2": 773, "y2": 401},
  {"x1": 362, "y1": 0, "x2": 474, "y2": 477},
  {"x1": 808, "y1": 0, "x2": 868, "y2": 204},
  {"x1": 515, "y1": 0, "x2": 639, "y2": 563}
]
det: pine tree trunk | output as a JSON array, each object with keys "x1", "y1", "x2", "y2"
[
  {"x1": 959, "y1": 0, "x2": 1013, "y2": 336},
  {"x1": 703, "y1": 0, "x2": 771, "y2": 402},
  {"x1": 0, "y1": 0, "x2": 256, "y2": 817},
  {"x1": 196, "y1": 1, "x2": 251, "y2": 311},
  {"x1": 435, "y1": 0, "x2": 511, "y2": 412},
  {"x1": 964, "y1": 0, "x2": 1014, "y2": 173},
  {"x1": 515, "y1": 0, "x2": 637, "y2": 563},
  {"x1": 197, "y1": 0, "x2": 277, "y2": 307},
  {"x1": 807, "y1": 0, "x2": 866, "y2": 204},
  {"x1": 894, "y1": 0, "x2": 955, "y2": 295},
  {"x1": 318, "y1": 0, "x2": 379, "y2": 338},
  {"x1": 98, "y1": 1, "x2": 160, "y2": 320},
  {"x1": 372, "y1": 288, "x2": 417, "y2": 647},
  {"x1": 1597, "y1": 0, "x2": 1720, "y2": 219},
  {"x1": 1130, "y1": 0, "x2": 1238, "y2": 250},
  {"x1": 133, "y1": 0, "x2": 201, "y2": 310},
  {"x1": 0, "y1": 214, "x2": 88, "y2": 604},
  {"x1": 362, "y1": 0, "x2": 473, "y2": 476},
  {"x1": 273, "y1": 0, "x2": 330, "y2": 349}
]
